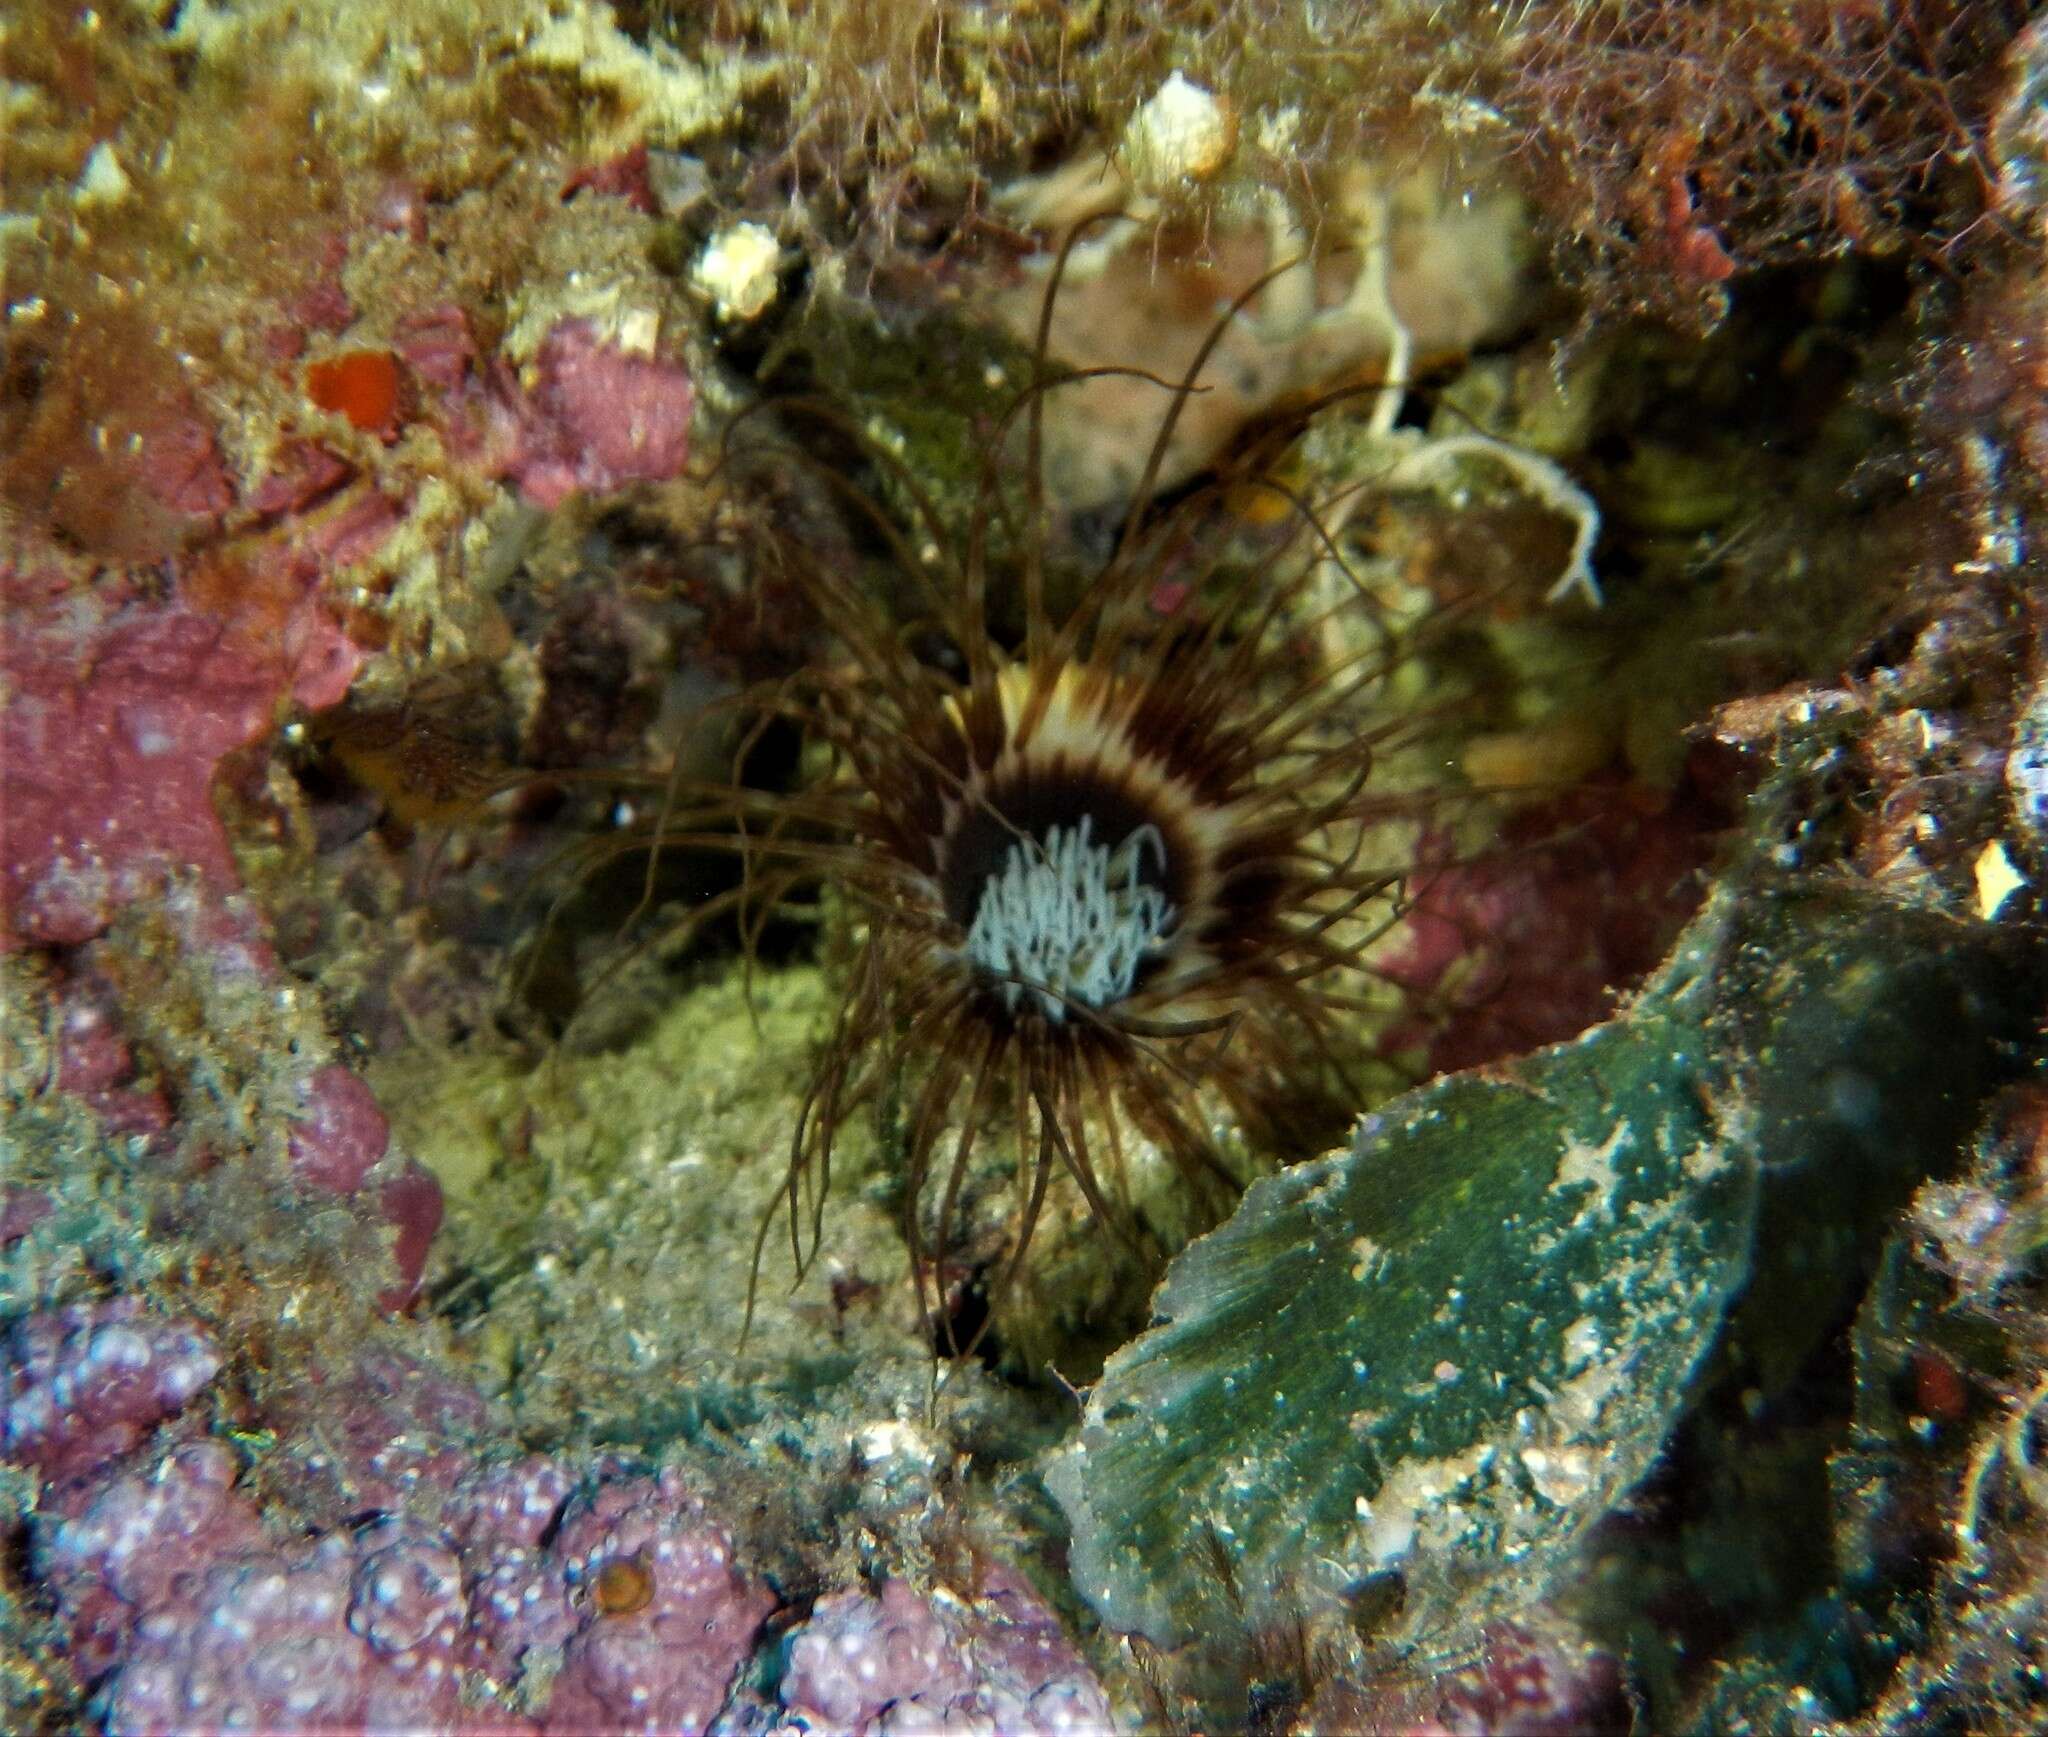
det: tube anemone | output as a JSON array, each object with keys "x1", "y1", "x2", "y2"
[{"x1": 578, "y1": 243, "x2": 1473, "y2": 1358}]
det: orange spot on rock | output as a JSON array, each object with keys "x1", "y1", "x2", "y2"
[
  {"x1": 306, "y1": 349, "x2": 403, "y2": 438},
  {"x1": 592, "y1": 1554, "x2": 656, "y2": 1617}
]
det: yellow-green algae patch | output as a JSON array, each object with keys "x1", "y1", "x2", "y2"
[{"x1": 370, "y1": 963, "x2": 961, "y2": 1445}]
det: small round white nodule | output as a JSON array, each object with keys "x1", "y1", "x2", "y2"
[
  {"x1": 1123, "y1": 72, "x2": 1235, "y2": 187},
  {"x1": 74, "y1": 142, "x2": 133, "y2": 208},
  {"x1": 691, "y1": 222, "x2": 782, "y2": 322}
]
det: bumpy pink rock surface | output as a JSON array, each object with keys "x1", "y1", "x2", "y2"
[
  {"x1": 104, "y1": 1526, "x2": 472, "y2": 1735},
  {"x1": 1, "y1": 1299, "x2": 222, "y2": 1482},
  {"x1": 540, "y1": 1470, "x2": 775, "y2": 1735},
  {"x1": 40, "y1": 1433, "x2": 484, "y2": 1730},
  {"x1": 34, "y1": 1429, "x2": 776, "y2": 1737},
  {"x1": 38, "y1": 1442, "x2": 268, "y2": 1681},
  {"x1": 1378, "y1": 760, "x2": 1728, "y2": 1076},
  {"x1": 451, "y1": 1459, "x2": 582, "y2": 1680},
  {"x1": 289, "y1": 1063, "x2": 394, "y2": 1195},
  {"x1": 0, "y1": 602, "x2": 280, "y2": 948},
  {"x1": 778, "y1": 1569, "x2": 1114, "y2": 1736},
  {"x1": 469, "y1": 319, "x2": 695, "y2": 509},
  {"x1": 260, "y1": 1348, "x2": 496, "y2": 1522},
  {"x1": 12, "y1": 1311, "x2": 1112, "y2": 1737}
]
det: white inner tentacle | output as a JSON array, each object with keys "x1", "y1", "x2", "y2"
[{"x1": 964, "y1": 816, "x2": 1176, "y2": 1019}]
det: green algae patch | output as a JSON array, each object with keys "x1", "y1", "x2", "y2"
[
  {"x1": 1047, "y1": 877, "x2": 2033, "y2": 1651},
  {"x1": 1045, "y1": 892, "x2": 1759, "y2": 1646}
]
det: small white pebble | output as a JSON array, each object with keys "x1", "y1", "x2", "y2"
[
  {"x1": 74, "y1": 142, "x2": 132, "y2": 207},
  {"x1": 615, "y1": 306, "x2": 660, "y2": 357},
  {"x1": 1123, "y1": 72, "x2": 1235, "y2": 184},
  {"x1": 1975, "y1": 838, "x2": 2027, "y2": 920},
  {"x1": 692, "y1": 222, "x2": 782, "y2": 322}
]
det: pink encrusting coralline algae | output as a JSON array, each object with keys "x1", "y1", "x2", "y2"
[
  {"x1": 777, "y1": 1570, "x2": 1115, "y2": 1736},
  {"x1": 458, "y1": 319, "x2": 697, "y2": 510},
  {"x1": 10, "y1": 1330, "x2": 1112, "y2": 1737},
  {"x1": 0, "y1": 600, "x2": 304, "y2": 951},
  {"x1": 0, "y1": 1300, "x2": 222, "y2": 1484}
]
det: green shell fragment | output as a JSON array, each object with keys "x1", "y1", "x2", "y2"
[{"x1": 1046, "y1": 894, "x2": 1762, "y2": 1647}]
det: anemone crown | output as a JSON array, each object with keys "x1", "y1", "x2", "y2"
[{"x1": 609, "y1": 239, "x2": 1451, "y2": 1356}]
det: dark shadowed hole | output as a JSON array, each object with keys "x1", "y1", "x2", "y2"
[{"x1": 937, "y1": 768, "x2": 1182, "y2": 932}]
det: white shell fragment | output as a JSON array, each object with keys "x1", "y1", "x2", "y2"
[
  {"x1": 74, "y1": 142, "x2": 133, "y2": 208},
  {"x1": 1122, "y1": 72, "x2": 1236, "y2": 186},
  {"x1": 692, "y1": 222, "x2": 782, "y2": 322}
]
